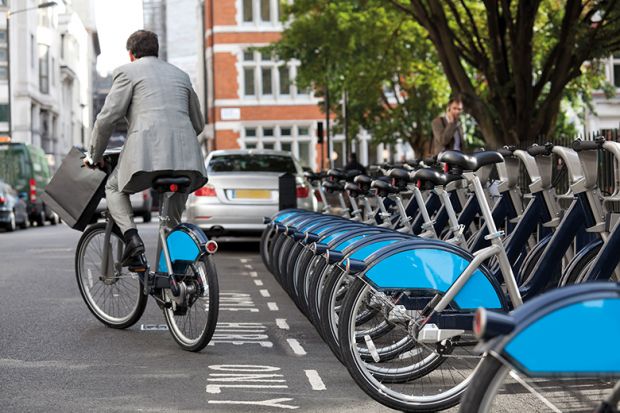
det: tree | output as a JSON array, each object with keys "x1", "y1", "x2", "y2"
[
  {"x1": 269, "y1": 0, "x2": 450, "y2": 155},
  {"x1": 387, "y1": 0, "x2": 620, "y2": 147}
]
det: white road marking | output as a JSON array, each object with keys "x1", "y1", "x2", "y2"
[
  {"x1": 208, "y1": 398, "x2": 298, "y2": 410},
  {"x1": 275, "y1": 319, "x2": 290, "y2": 330},
  {"x1": 304, "y1": 370, "x2": 326, "y2": 391},
  {"x1": 267, "y1": 302, "x2": 279, "y2": 311},
  {"x1": 254, "y1": 279, "x2": 264, "y2": 286},
  {"x1": 240, "y1": 259, "x2": 248, "y2": 263},
  {"x1": 249, "y1": 271, "x2": 258, "y2": 277},
  {"x1": 244, "y1": 264, "x2": 253, "y2": 269},
  {"x1": 286, "y1": 339, "x2": 306, "y2": 356},
  {"x1": 259, "y1": 289, "x2": 271, "y2": 297}
]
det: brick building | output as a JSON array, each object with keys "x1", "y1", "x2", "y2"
[{"x1": 204, "y1": 0, "x2": 355, "y2": 170}]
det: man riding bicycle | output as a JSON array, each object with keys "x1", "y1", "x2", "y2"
[{"x1": 85, "y1": 30, "x2": 207, "y2": 267}]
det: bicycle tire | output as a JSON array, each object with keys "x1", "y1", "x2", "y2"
[
  {"x1": 162, "y1": 254, "x2": 219, "y2": 352},
  {"x1": 75, "y1": 223, "x2": 147, "y2": 329}
]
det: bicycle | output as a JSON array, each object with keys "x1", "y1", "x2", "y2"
[
  {"x1": 74, "y1": 150, "x2": 219, "y2": 352},
  {"x1": 460, "y1": 281, "x2": 620, "y2": 412}
]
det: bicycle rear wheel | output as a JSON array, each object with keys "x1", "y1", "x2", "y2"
[
  {"x1": 75, "y1": 223, "x2": 147, "y2": 329},
  {"x1": 162, "y1": 254, "x2": 219, "y2": 352}
]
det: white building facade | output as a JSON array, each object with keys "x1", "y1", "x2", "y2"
[
  {"x1": 0, "y1": 0, "x2": 96, "y2": 169},
  {"x1": 585, "y1": 54, "x2": 620, "y2": 135}
]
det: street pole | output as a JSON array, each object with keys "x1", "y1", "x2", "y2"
[
  {"x1": 6, "y1": 12, "x2": 11, "y2": 138},
  {"x1": 326, "y1": 86, "x2": 332, "y2": 169},
  {"x1": 343, "y1": 89, "x2": 349, "y2": 163}
]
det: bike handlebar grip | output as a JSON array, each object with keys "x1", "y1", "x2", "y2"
[
  {"x1": 497, "y1": 146, "x2": 516, "y2": 157},
  {"x1": 526, "y1": 143, "x2": 553, "y2": 157},
  {"x1": 572, "y1": 137, "x2": 604, "y2": 152}
]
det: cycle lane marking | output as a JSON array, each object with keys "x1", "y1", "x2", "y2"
[
  {"x1": 206, "y1": 364, "x2": 299, "y2": 410},
  {"x1": 259, "y1": 289, "x2": 271, "y2": 297},
  {"x1": 304, "y1": 370, "x2": 327, "y2": 391},
  {"x1": 286, "y1": 339, "x2": 306, "y2": 356},
  {"x1": 267, "y1": 302, "x2": 279, "y2": 311},
  {"x1": 254, "y1": 279, "x2": 264, "y2": 286},
  {"x1": 276, "y1": 318, "x2": 290, "y2": 330}
]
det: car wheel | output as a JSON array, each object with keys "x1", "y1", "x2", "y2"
[
  {"x1": 6, "y1": 212, "x2": 16, "y2": 232},
  {"x1": 142, "y1": 211, "x2": 152, "y2": 223},
  {"x1": 49, "y1": 212, "x2": 59, "y2": 225}
]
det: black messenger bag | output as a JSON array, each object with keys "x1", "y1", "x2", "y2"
[{"x1": 41, "y1": 147, "x2": 107, "y2": 231}]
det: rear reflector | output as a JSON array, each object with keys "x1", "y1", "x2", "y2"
[
  {"x1": 195, "y1": 185, "x2": 216, "y2": 197},
  {"x1": 0, "y1": 196, "x2": 5, "y2": 204},
  {"x1": 296, "y1": 185, "x2": 309, "y2": 198},
  {"x1": 29, "y1": 178, "x2": 37, "y2": 202},
  {"x1": 206, "y1": 240, "x2": 218, "y2": 254}
]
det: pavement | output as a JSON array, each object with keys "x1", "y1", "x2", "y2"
[{"x1": 0, "y1": 220, "x2": 397, "y2": 412}]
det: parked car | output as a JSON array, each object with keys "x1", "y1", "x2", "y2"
[
  {"x1": 0, "y1": 141, "x2": 58, "y2": 227},
  {"x1": 0, "y1": 179, "x2": 29, "y2": 231},
  {"x1": 186, "y1": 149, "x2": 316, "y2": 236}
]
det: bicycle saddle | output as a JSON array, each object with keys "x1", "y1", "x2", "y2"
[
  {"x1": 438, "y1": 150, "x2": 504, "y2": 171},
  {"x1": 345, "y1": 182, "x2": 363, "y2": 197},
  {"x1": 345, "y1": 169, "x2": 362, "y2": 181},
  {"x1": 322, "y1": 180, "x2": 344, "y2": 193},
  {"x1": 152, "y1": 175, "x2": 192, "y2": 193},
  {"x1": 354, "y1": 175, "x2": 372, "y2": 193},
  {"x1": 304, "y1": 171, "x2": 322, "y2": 182},
  {"x1": 327, "y1": 168, "x2": 346, "y2": 181},
  {"x1": 388, "y1": 167, "x2": 411, "y2": 181},
  {"x1": 371, "y1": 179, "x2": 399, "y2": 196},
  {"x1": 414, "y1": 168, "x2": 462, "y2": 187}
]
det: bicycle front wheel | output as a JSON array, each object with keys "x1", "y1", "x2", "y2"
[
  {"x1": 162, "y1": 254, "x2": 219, "y2": 352},
  {"x1": 75, "y1": 223, "x2": 147, "y2": 329},
  {"x1": 460, "y1": 354, "x2": 619, "y2": 413}
]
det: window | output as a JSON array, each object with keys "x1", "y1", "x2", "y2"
[
  {"x1": 241, "y1": 125, "x2": 315, "y2": 168},
  {"x1": 279, "y1": 65, "x2": 290, "y2": 95},
  {"x1": 261, "y1": 67, "x2": 273, "y2": 95},
  {"x1": 242, "y1": 0, "x2": 253, "y2": 22},
  {"x1": 208, "y1": 154, "x2": 296, "y2": 174},
  {"x1": 243, "y1": 67, "x2": 255, "y2": 96},
  {"x1": 51, "y1": 57, "x2": 55, "y2": 86},
  {"x1": 614, "y1": 53, "x2": 620, "y2": 88},
  {"x1": 0, "y1": 30, "x2": 6, "y2": 43},
  {"x1": 241, "y1": 50, "x2": 300, "y2": 98},
  {"x1": 0, "y1": 104, "x2": 8, "y2": 122},
  {"x1": 240, "y1": 0, "x2": 278, "y2": 25},
  {"x1": 0, "y1": 67, "x2": 7, "y2": 80},
  {"x1": 31, "y1": 35, "x2": 35, "y2": 69},
  {"x1": 260, "y1": 0, "x2": 270, "y2": 21},
  {"x1": 39, "y1": 45, "x2": 50, "y2": 94}
]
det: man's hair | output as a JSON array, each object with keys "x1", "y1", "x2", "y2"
[
  {"x1": 448, "y1": 93, "x2": 463, "y2": 106},
  {"x1": 126, "y1": 30, "x2": 159, "y2": 58}
]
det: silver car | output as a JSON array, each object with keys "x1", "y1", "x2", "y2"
[{"x1": 186, "y1": 150, "x2": 316, "y2": 236}]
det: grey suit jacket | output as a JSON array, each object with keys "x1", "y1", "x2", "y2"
[{"x1": 90, "y1": 56, "x2": 207, "y2": 193}]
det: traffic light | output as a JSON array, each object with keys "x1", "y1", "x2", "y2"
[{"x1": 317, "y1": 122, "x2": 324, "y2": 144}]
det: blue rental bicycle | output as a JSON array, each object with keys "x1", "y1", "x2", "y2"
[
  {"x1": 460, "y1": 282, "x2": 620, "y2": 412},
  {"x1": 75, "y1": 149, "x2": 219, "y2": 352}
]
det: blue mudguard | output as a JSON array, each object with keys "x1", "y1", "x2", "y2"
[
  {"x1": 158, "y1": 223, "x2": 210, "y2": 273},
  {"x1": 359, "y1": 240, "x2": 508, "y2": 310},
  {"x1": 492, "y1": 283, "x2": 620, "y2": 376}
]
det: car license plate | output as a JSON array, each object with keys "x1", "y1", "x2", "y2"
[{"x1": 234, "y1": 189, "x2": 271, "y2": 199}]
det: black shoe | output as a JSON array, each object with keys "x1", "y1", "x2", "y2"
[{"x1": 121, "y1": 232, "x2": 145, "y2": 267}]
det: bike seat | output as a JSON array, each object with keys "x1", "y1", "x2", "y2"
[
  {"x1": 371, "y1": 179, "x2": 399, "y2": 196},
  {"x1": 345, "y1": 182, "x2": 363, "y2": 197},
  {"x1": 414, "y1": 168, "x2": 462, "y2": 187},
  {"x1": 327, "y1": 168, "x2": 346, "y2": 181},
  {"x1": 388, "y1": 167, "x2": 411, "y2": 181},
  {"x1": 304, "y1": 171, "x2": 321, "y2": 182},
  {"x1": 152, "y1": 176, "x2": 193, "y2": 193},
  {"x1": 438, "y1": 151, "x2": 504, "y2": 171},
  {"x1": 345, "y1": 169, "x2": 362, "y2": 181},
  {"x1": 354, "y1": 175, "x2": 372, "y2": 193},
  {"x1": 322, "y1": 180, "x2": 344, "y2": 193}
]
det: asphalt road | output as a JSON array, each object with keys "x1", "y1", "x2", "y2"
[{"x1": 0, "y1": 221, "x2": 396, "y2": 412}]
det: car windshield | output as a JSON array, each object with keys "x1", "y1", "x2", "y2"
[{"x1": 208, "y1": 154, "x2": 297, "y2": 174}]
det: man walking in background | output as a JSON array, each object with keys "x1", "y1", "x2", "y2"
[
  {"x1": 431, "y1": 94, "x2": 466, "y2": 154},
  {"x1": 85, "y1": 30, "x2": 207, "y2": 267}
]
